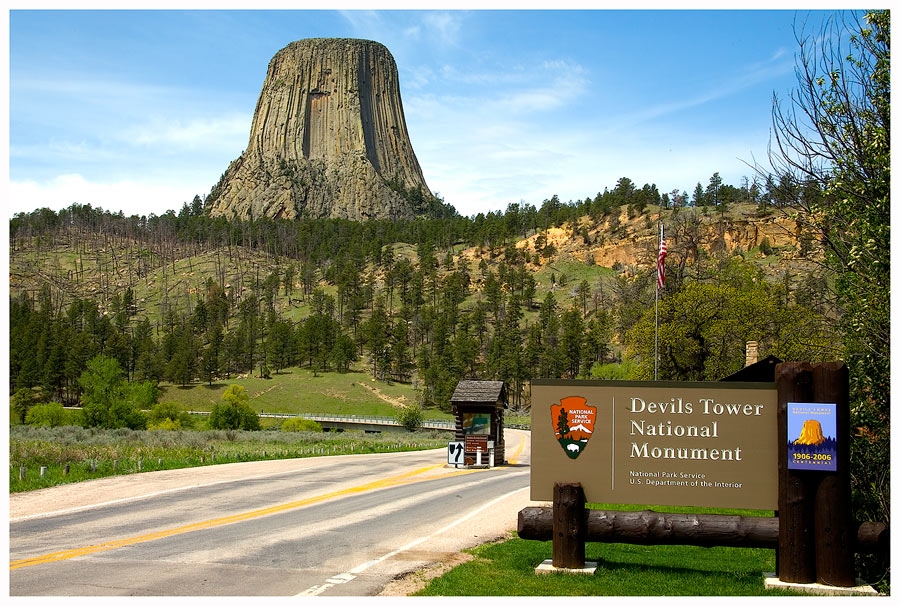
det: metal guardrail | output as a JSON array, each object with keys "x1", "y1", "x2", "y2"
[
  {"x1": 191, "y1": 411, "x2": 529, "y2": 431},
  {"x1": 221, "y1": 411, "x2": 455, "y2": 430},
  {"x1": 506, "y1": 423, "x2": 531, "y2": 430},
  {"x1": 300, "y1": 414, "x2": 455, "y2": 430}
]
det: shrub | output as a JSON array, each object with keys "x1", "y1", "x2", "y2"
[
  {"x1": 396, "y1": 404, "x2": 424, "y2": 432},
  {"x1": 280, "y1": 417, "x2": 323, "y2": 432},
  {"x1": 149, "y1": 418, "x2": 182, "y2": 431},
  {"x1": 24, "y1": 402, "x2": 69, "y2": 427},
  {"x1": 147, "y1": 402, "x2": 194, "y2": 430},
  {"x1": 208, "y1": 385, "x2": 261, "y2": 431}
]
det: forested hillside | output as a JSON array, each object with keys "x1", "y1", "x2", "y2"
[{"x1": 10, "y1": 178, "x2": 837, "y2": 416}]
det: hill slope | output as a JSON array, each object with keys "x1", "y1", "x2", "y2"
[{"x1": 9, "y1": 203, "x2": 817, "y2": 322}]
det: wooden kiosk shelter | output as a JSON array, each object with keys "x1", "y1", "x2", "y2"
[{"x1": 450, "y1": 380, "x2": 507, "y2": 466}]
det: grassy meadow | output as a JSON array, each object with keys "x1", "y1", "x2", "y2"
[{"x1": 157, "y1": 366, "x2": 440, "y2": 417}]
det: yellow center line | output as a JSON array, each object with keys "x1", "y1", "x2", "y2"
[
  {"x1": 11, "y1": 462, "x2": 486, "y2": 571},
  {"x1": 507, "y1": 431, "x2": 526, "y2": 465}
]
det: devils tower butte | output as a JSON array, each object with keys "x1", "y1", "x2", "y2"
[{"x1": 205, "y1": 38, "x2": 437, "y2": 221}]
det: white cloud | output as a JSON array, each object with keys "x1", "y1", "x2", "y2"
[
  {"x1": 420, "y1": 12, "x2": 465, "y2": 47},
  {"x1": 126, "y1": 114, "x2": 249, "y2": 150}
]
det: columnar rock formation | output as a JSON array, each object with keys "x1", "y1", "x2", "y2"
[{"x1": 205, "y1": 38, "x2": 435, "y2": 221}]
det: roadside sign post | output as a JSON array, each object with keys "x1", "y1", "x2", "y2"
[{"x1": 447, "y1": 441, "x2": 464, "y2": 468}]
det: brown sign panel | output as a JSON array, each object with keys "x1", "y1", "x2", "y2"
[
  {"x1": 465, "y1": 434, "x2": 489, "y2": 453},
  {"x1": 531, "y1": 380, "x2": 778, "y2": 510}
]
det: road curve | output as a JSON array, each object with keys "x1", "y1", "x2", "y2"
[{"x1": 10, "y1": 429, "x2": 543, "y2": 596}]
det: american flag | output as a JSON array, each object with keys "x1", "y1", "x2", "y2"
[{"x1": 657, "y1": 235, "x2": 667, "y2": 290}]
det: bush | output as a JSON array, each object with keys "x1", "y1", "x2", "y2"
[
  {"x1": 147, "y1": 402, "x2": 194, "y2": 430},
  {"x1": 149, "y1": 418, "x2": 183, "y2": 431},
  {"x1": 396, "y1": 404, "x2": 424, "y2": 432},
  {"x1": 209, "y1": 401, "x2": 260, "y2": 431},
  {"x1": 24, "y1": 402, "x2": 69, "y2": 427},
  {"x1": 280, "y1": 417, "x2": 323, "y2": 432},
  {"x1": 208, "y1": 385, "x2": 261, "y2": 431}
]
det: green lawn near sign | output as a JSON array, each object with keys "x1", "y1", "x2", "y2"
[
  {"x1": 415, "y1": 535, "x2": 798, "y2": 596},
  {"x1": 417, "y1": 502, "x2": 797, "y2": 596}
]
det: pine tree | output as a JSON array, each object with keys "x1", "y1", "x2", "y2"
[{"x1": 556, "y1": 408, "x2": 570, "y2": 438}]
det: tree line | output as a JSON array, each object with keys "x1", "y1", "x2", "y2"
[{"x1": 10, "y1": 166, "x2": 799, "y2": 266}]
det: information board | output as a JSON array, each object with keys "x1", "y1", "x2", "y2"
[
  {"x1": 465, "y1": 434, "x2": 489, "y2": 454},
  {"x1": 531, "y1": 380, "x2": 778, "y2": 510}
]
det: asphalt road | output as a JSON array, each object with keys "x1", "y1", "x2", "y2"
[{"x1": 9, "y1": 428, "x2": 539, "y2": 596}]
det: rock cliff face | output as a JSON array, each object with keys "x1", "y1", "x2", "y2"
[
  {"x1": 206, "y1": 38, "x2": 434, "y2": 221},
  {"x1": 510, "y1": 207, "x2": 815, "y2": 274}
]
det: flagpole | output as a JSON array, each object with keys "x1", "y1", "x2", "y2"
[{"x1": 654, "y1": 223, "x2": 663, "y2": 381}]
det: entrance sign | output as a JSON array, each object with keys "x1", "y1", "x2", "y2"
[
  {"x1": 787, "y1": 402, "x2": 837, "y2": 471},
  {"x1": 532, "y1": 380, "x2": 778, "y2": 510}
]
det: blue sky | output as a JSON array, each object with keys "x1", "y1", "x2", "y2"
[{"x1": 7, "y1": 6, "x2": 857, "y2": 219}]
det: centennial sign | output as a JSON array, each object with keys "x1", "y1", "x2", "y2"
[
  {"x1": 531, "y1": 380, "x2": 778, "y2": 510},
  {"x1": 787, "y1": 402, "x2": 838, "y2": 471}
]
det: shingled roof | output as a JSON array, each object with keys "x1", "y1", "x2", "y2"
[
  {"x1": 450, "y1": 380, "x2": 507, "y2": 404},
  {"x1": 720, "y1": 355, "x2": 782, "y2": 382}
]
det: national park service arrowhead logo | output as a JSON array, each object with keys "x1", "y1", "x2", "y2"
[{"x1": 551, "y1": 396, "x2": 596, "y2": 459}]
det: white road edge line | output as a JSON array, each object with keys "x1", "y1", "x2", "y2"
[{"x1": 296, "y1": 484, "x2": 530, "y2": 596}]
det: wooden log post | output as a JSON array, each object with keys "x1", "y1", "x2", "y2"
[
  {"x1": 552, "y1": 482, "x2": 586, "y2": 569},
  {"x1": 518, "y1": 507, "x2": 888, "y2": 554},
  {"x1": 776, "y1": 362, "x2": 817, "y2": 583},
  {"x1": 776, "y1": 361, "x2": 856, "y2": 586},
  {"x1": 811, "y1": 362, "x2": 855, "y2": 586}
]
